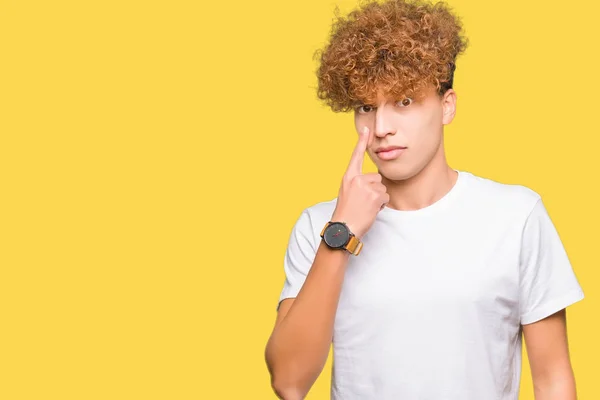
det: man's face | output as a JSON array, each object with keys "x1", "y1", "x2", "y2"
[{"x1": 353, "y1": 85, "x2": 456, "y2": 181}]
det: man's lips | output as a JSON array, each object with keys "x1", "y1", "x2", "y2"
[
  {"x1": 374, "y1": 145, "x2": 407, "y2": 161},
  {"x1": 375, "y1": 145, "x2": 407, "y2": 153}
]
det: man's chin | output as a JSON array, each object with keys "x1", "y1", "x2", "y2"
[{"x1": 377, "y1": 165, "x2": 415, "y2": 182}]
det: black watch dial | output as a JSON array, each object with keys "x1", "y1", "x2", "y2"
[{"x1": 323, "y1": 222, "x2": 350, "y2": 248}]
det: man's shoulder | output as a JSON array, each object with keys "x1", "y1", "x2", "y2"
[
  {"x1": 285, "y1": 197, "x2": 338, "y2": 239},
  {"x1": 462, "y1": 170, "x2": 541, "y2": 211},
  {"x1": 298, "y1": 197, "x2": 338, "y2": 226}
]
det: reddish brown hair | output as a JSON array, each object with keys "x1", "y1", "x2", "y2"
[{"x1": 314, "y1": 0, "x2": 469, "y2": 112}]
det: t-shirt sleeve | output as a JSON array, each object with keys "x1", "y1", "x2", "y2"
[
  {"x1": 277, "y1": 209, "x2": 318, "y2": 310},
  {"x1": 519, "y1": 197, "x2": 584, "y2": 325}
]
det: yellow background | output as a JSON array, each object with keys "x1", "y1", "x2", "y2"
[{"x1": 1, "y1": 0, "x2": 598, "y2": 398}]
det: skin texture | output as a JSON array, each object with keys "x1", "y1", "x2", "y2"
[
  {"x1": 354, "y1": 84, "x2": 459, "y2": 212},
  {"x1": 265, "y1": 86, "x2": 578, "y2": 399},
  {"x1": 523, "y1": 310, "x2": 578, "y2": 399}
]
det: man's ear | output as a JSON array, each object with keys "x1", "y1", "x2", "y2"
[{"x1": 442, "y1": 89, "x2": 457, "y2": 125}]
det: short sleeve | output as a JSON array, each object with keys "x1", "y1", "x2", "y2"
[
  {"x1": 277, "y1": 210, "x2": 318, "y2": 310},
  {"x1": 519, "y1": 197, "x2": 584, "y2": 325}
]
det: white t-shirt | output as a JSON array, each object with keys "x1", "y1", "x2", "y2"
[{"x1": 277, "y1": 170, "x2": 585, "y2": 400}]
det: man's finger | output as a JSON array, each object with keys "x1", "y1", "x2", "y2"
[
  {"x1": 345, "y1": 126, "x2": 370, "y2": 177},
  {"x1": 362, "y1": 172, "x2": 382, "y2": 183}
]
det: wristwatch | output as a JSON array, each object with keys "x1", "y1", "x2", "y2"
[{"x1": 320, "y1": 221, "x2": 363, "y2": 256}]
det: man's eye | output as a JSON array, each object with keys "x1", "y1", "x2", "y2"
[
  {"x1": 397, "y1": 98, "x2": 413, "y2": 107},
  {"x1": 357, "y1": 105, "x2": 374, "y2": 114}
]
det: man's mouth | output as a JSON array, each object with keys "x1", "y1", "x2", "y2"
[{"x1": 375, "y1": 146, "x2": 407, "y2": 160}]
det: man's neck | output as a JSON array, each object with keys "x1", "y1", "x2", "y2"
[{"x1": 382, "y1": 158, "x2": 458, "y2": 212}]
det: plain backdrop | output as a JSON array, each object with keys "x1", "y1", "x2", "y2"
[{"x1": 1, "y1": 0, "x2": 598, "y2": 398}]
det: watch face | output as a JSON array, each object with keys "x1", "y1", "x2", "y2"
[{"x1": 323, "y1": 222, "x2": 350, "y2": 248}]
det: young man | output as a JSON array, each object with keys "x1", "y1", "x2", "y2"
[{"x1": 264, "y1": 0, "x2": 585, "y2": 399}]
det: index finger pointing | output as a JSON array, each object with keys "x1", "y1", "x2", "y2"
[{"x1": 345, "y1": 126, "x2": 370, "y2": 178}]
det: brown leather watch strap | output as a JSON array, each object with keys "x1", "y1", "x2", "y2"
[{"x1": 345, "y1": 235, "x2": 363, "y2": 255}]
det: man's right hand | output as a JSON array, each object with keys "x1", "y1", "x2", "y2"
[{"x1": 331, "y1": 126, "x2": 389, "y2": 239}]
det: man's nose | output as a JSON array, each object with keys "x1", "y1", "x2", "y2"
[{"x1": 373, "y1": 107, "x2": 396, "y2": 138}]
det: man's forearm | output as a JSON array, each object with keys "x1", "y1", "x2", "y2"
[{"x1": 265, "y1": 241, "x2": 350, "y2": 399}]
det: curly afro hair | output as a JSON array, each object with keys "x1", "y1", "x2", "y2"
[{"x1": 314, "y1": 0, "x2": 469, "y2": 113}]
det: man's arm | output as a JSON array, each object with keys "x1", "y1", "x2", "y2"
[
  {"x1": 264, "y1": 241, "x2": 350, "y2": 400},
  {"x1": 265, "y1": 126, "x2": 387, "y2": 399},
  {"x1": 523, "y1": 309, "x2": 578, "y2": 400}
]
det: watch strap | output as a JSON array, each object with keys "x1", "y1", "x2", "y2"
[{"x1": 345, "y1": 235, "x2": 363, "y2": 256}]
